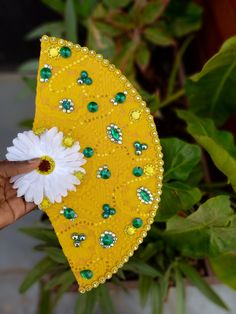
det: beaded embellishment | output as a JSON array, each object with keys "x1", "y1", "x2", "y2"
[{"x1": 33, "y1": 35, "x2": 164, "y2": 293}]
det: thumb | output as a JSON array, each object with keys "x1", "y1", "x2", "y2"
[{"x1": 0, "y1": 159, "x2": 41, "y2": 177}]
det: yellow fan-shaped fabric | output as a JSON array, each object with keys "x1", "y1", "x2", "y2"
[{"x1": 33, "y1": 35, "x2": 163, "y2": 293}]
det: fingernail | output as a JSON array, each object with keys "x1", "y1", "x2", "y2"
[{"x1": 28, "y1": 158, "x2": 41, "y2": 164}]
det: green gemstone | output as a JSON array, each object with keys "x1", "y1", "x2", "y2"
[
  {"x1": 40, "y1": 67, "x2": 52, "y2": 80},
  {"x1": 100, "y1": 168, "x2": 111, "y2": 179},
  {"x1": 132, "y1": 217, "x2": 143, "y2": 228},
  {"x1": 84, "y1": 77, "x2": 93, "y2": 85},
  {"x1": 102, "y1": 234, "x2": 114, "y2": 246},
  {"x1": 87, "y1": 101, "x2": 98, "y2": 112},
  {"x1": 60, "y1": 46, "x2": 72, "y2": 58},
  {"x1": 80, "y1": 269, "x2": 93, "y2": 280},
  {"x1": 140, "y1": 189, "x2": 151, "y2": 202},
  {"x1": 83, "y1": 147, "x2": 94, "y2": 158},
  {"x1": 63, "y1": 207, "x2": 76, "y2": 219},
  {"x1": 103, "y1": 204, "x2": 110, "y2": 211},
  {"x1": 111, "y1": 127, "x2": 120, "y2": 141},
  {"x1": 81, "y1": 71, "x2": 88, "y2": 79},
  {"x1": 133, "y1": 167, "x2": 143, "y2": 177},
  {"x1": 115, "y1": 92, "x2": 126, "y2": 103},
  {"x1": 62, "y1": 100, "x2": 72, "y2": 110}
]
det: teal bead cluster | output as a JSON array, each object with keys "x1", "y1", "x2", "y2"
[
  {"x1": 40, "y1": 64, "x2": 52, "y2": 82},
  {"x1": 107, "y1": 124, "x2": 122, "y2": 144},
  {"x1": 87, "y1": 101, "x2": 98, "y2": 112},
  {"x1": 137, "y1": 187, "x2": 154, "y2": 204},
  {"x1": 133, "y1": 167, "x2": 143, "y2": 177},
  {"x1": 134, "y1": 141, "x2": 148, "y2": 155},
  {"x1": 60, "y1": 206, "x2": 77, "y2": 220},
  {"x1": 59, "y1": 46, "x2": 72, "y2": 58},
  {"x1": 77, "y1": 71, "x2": 93, "y2": 85},
  {"x1": 111, "y1": 91, "x2": 127, "y2": 105},
  {"x1": 59, "y1": 98, "x2": 74, "y2": 113},
  {"x1": 100, "y1": 231, "x2": 117, "y2": 248},
  {"x1": 83, "y1": 147, "x2": 94, "y2": 158},
  {"x1": 102, "y1": 204, "x2": 116, "y2": 219},
  {"x1": 71, "y1": 233, "x2": 86, "y2": 247},
  {"x1": 97, "y1": 165, "x2": 111, "y2": 179}
]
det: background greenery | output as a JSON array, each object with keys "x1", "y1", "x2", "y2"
[{"x1": 18, "y1": 0, "x2": 236, "y2": 313}]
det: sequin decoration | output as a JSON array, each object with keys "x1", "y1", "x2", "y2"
[
  {"x1": 107, "y1": 124, "x2": 122, "y2": 144},
  {"x1": 110, "y1": 91, "x2": 127, "y2": 105},
  {"x1": 59, "y1": 99, "x2": 74, "y2": 113},
  {"x1": 77, "y1": 71, "x2": 93, "y2": 85},
  {"x1": 97, "y1": 166, "x2": 111, "y2": 179},
  {"x1": 134, "y1": 141, "x2": 148, "y2": 155},
  {"x1": 102, "y1": 204, "x2": 116, "y2": 219},
  {"x1": 100, "y1": 231, "x2": 117, "y2": 248},
  {"x1": 40, "y1": 64, "x2": 52, "y2": 82},
  {"x1": 137, "y1": 187, "x2": 154, "y2": 204},
  {"x1": 71, "y1": 233, "x2": 86, "y2": 247}
]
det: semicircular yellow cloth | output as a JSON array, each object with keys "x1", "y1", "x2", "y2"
[{"x1": 34, "y1": 35, "x2": 163, "y2": 293}]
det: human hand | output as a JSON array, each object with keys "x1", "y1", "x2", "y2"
[{"x1": 0, "y1": 159, "x2": 41, "y2": 229}]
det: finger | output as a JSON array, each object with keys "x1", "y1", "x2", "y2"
[
  {"x1": 0, "y1": 197, "x2": 36, "y2": 229},
  {"x1": 0, "y1": 159, "x2": 41, "y2": 178}
]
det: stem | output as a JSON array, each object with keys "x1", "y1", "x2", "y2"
[
  {"x1": 167, "y1": 36, "x2": 193, "y2": 97},
  {"x1": 157, "y1": 89, "x2": 185, "y2": 111}
]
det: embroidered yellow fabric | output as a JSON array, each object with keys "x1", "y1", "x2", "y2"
[{"x1": 34, "y1": 35, "x2": 163, "y2": 293}]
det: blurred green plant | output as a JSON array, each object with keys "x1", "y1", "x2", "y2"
[{"x1": 18, "y1": 0, "x2": 236, "y2": 314}]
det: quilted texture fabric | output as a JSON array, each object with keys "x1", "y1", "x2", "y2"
[{"x1": 33, "y1": 35, "x2": 163, "y2": 293}]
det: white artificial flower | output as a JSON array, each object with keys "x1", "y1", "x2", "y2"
[{"x1": 6, "y1": 127, "x2": 86, "y2": 205}]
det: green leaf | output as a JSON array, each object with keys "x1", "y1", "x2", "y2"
[
  {"x1": 150, "y1": 281, "x2": 161, "y2": 314},
  {"x1": 175, "y1": 267, "x2": 185, "y2": 314},
  {"x1": 139, "y1": 242, "x2": 161, "y2": 262},
  {"x1": 19, "y1": 119, "x2": 34, "y2": 129},
  {"x1": 98, "y1": 285, "x2": 116, "y2": 314},
  {"x1": 20, "y1": 227, "x2": 59, "y2": 245},
  {"x1": 22, "y1": 77, "x2": 37, "y2": 91},
  {"x1": 75, "y1": 288, "x2": 98, "y2": 314},
  {"x1": 95, "y1": 21, "x2": 123, "y2": 37},
  {"x1": 141, "y1": 0, "x2": 167, "y2": 25},
  {"x1": 210, "y1": 253, "x2": 236, "y2": 290},
  {"x1": 123, "y1": 260, "x2": 161, "y2": 277},
  {"x1": 102, "y1": 0, "x2": 131, "y2": 9},
  {"x1": 25, "y1": 22, "x2": 65, "y2": 40},
  {"x1": 135, "y1": 43, "x2": 151, "y2": 71},
  {"x1": 157, "y1": 181, "x2": 202, "y2": 221},
  {"x1": 41, "y1": 0, "x2": 65, "y2": 14},
  {"x1": 74, "y1": 0, "x2": 98, "y2": 19},
  {"x1": 161, "y1": 138, "x2": 201, "y2": 182},
  {"x1": 65, "y1": 0, "x2": 77, "y2": 42},
  {"x1": 18, "y1": 59, "x2": 38, "y2": 73},
  {"x1": 177, "y1": 110, "x2": 236, "y2": 191},
  {"x1": 166, "y1": 195, "x2": 236, "y2": 257},
  {"x1": 138, "y1": 275, "x2": 152, "y2": 307},
  {"x1": 44, "y1": 270, "x2": 73, "y2": 291},
  {"x1": 144, "y1": 26, "x2": 175, "y2": 47},
  {"x1": 178, "y1": 261, "x2": 228, "y2": 311},
  {"x1": 87, "y1": 23, "x2": 115, "y2": 59},
  {"x1": 19, "y1": 257, "x2": 55, "y2": 293},
  {"x1": 185, "y1": 36, "x2": 236, "y2": 125},
  {"x1": 52, "y1": 271, "x2": 75, "y2": 305},
  {"x1": 38, "y1": 283, "x2": 52, "y2": 314},
  {"x1": 44, "y1": 247, "x2": 67, "y2": 264}
]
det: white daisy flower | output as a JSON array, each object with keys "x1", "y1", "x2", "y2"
[{"x1": 6, "y1": 127, "x2": 86, "y2": 206}]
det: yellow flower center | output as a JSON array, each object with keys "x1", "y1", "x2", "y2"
[{"x1": 37, "y1": 156, "x2": 55, "y2": 175}]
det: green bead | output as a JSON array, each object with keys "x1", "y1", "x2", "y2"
[
  {"x1": 103, "y1": 204, "x2": 110, "y2": 211},
  {"x1": 63, "y1": 207, "x2": 76, "y2": 219},
  {"x1": 102, "y1": 234, "x2": 114, "y2": 246},
  {"x1": 109, "y1": 208, "x2": 116, "y2": 215},
  {"x1": 140, "y1": 189, "x2": 151, "y2": 202},
  {"x1": 111, "y1": 128, "x2": 120, "y2": 141},
  {"x1": 102, "y1": 212, "x2": 109, "y2": 219},
  {"x1": 87, "y1": 101, "x2": 98, "y2": 112},
  {"x1": 115, "y1": 92, "x2": 126, "y2": 103},
  {"x1": 40, "y1": 67, "x2": 52, "y2": 80},
  {"x1": 83, "y1": 147, "x2": 94, "y2": 158},
  {"x1": 133, "y1": 167, "x2": 143, "y2": 177},
  {"x1": 62, "y1": 100, "x2": 72, "y2": 110},
  {"x1": 132, "y1": 217, "x2": 143, "y2": 228},
  {"x1": 80, "y1": 269, "x2": 93, "y2": 280},
  {"x1": 81, "y1": 71, "x2": 88, "y2": 79},
  {"x1": 60, "y1": 46, "x2": 72, "y2": 58},
  {"x1": 100, "y1": 168, "x2": 111, "y2": 179},
  {"x1": 84, "y1": 77, "x2": 93, "y2": 85}
]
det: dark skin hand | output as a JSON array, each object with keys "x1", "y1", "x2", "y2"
[{"x1": 0, "y1": 159, "x2": 41, "y2": 229}]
